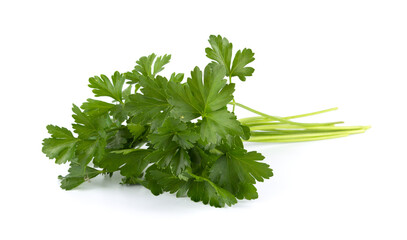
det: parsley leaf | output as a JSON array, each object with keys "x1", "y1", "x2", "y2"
[
  {"x1": 149, "y1": 118, "x2": 199, "y2": 150},
  {"x1": 42, "y1": 125, "x2": 79, "y2": 164},
  {"x1": 187, "y1": 179, "x2": 237, "y2": 208},
  {"x1": 119, "y1": 149, "x2": 152, "y2": 178},
  {"x1": 106, "y1": 128, "x2": 132, "y2": 150},
  {"x1": 206, "y1": 35, "x2": 255, "y2": 81},
  {"x1": 125, "y1": 75, "x2": 172, "y2": 127},
  {"x1": 125, "y1": 54, "x2": 171, "y2": 83},
  {"x1": 146, "y1": 147, "x2": 191, "y2": 176},
  {"x1": 205, "y1": 35, "x2": 233, "y2": 76},
  {"x1": 209, "y1": 147, "x2": 273, "y2": 200},
  {"x1": 88, "y1": 71, "x2": 125, "y2": 102},
  {"x1": 81, "y1": 99, "x2": 115, "y2": 116},
  {"x1": 169, "y1": 73, "x2": 184, "y2": 83},
  {"x1": 144, "y1": 167, "x2": 237, "y2": 207},
  {"x1": 98, "y1": 149, "x2": 152, "y2": 178},
  {"x1": 76, "y1": 138, "x2": 106, "y2": 166},
  {"x1": 58, "y1": 163, "x2": 101, "y2": 190},
  {"x1": 127, "y1": 123, "x2": 146, "y2": 139},
  {"x1": 168, "y1": 64, "x2": 242, "y2": 144},
  {"x1": 144, "y1": 165, "x2": 188, "y2": 196},
  {"x1": 230, "y1": 48, "x2": 255, "y2": 81}
]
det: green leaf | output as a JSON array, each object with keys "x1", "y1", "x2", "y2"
[
  {"x1": 110, "y1": 104, "x2": 128, "y2": 123},
  {"x1": 129, "y1": 54, "x2": 171, "y2": 80},
  {"x1": 187, "y1": 179, "x2": 237, "y2": 208},
  {"x1": 110, "y1": 149, "x2": 140, "y2": 155},
  {"x1": 97, "y1": 152, "x2": 127, "y2": 172},
  {"x1": 46, "y1": 125, "x2": 75, "y2": 139},
  {"x1": 145, "y1": 167, "x2": 237, "y2": 207},
  {"x1": 119, "y1": 149, "x2": 152, "y2": 178},
  {"x1": 106, "y1": 128, "x2": 132, "y2": 150},
  {"x1": 199, "y1": 108, "x2": 242, "y2": 145},
  {"x1": 42, "y1": 125, "x2": 79, "y2": 164},
  {"x1": 149, "y1": 118, "x2": 199, "y2": 150},
  {"x1": 71, "y1": 105, "x2": 111, "y2": 164},
  {"x1": 153, "y1": 54, "x2": 171, "y2": 76},
  {"x1": 168, "y1": 64, "x2": 233, "y2": 119},
  {"x1": 134, "y1": 54, "x2": 156, "y2": 78},
  {"x1": 76, "y1": 138, "x2": 106, "y2": 166},
  {"x1": 169, "y1": 148, "x2": 191, "y2": 176},
  {"x1": 81, "y1": 99, "x2": 115, "y2": 116},
  {"x1": 139, "y1": 75, "x2": 168, "y2": 100},
  {"x1": 72, "y1": 104, "x2": 99, "y2": 138},
  {"x1": 126, "y1": 93, "x2": 171, "y2": 126},
  {"x1": 209, "y1": 148, "x2": 273, "y2": 200},
  {"x1": 122, "y1": 85, "x2": 132, "y2": 101},
  {"x1": 205, "y1": 35, "x2": 255, "y2": 81},
  {"x1": 189, "y1": 147, "x2": 219, "y2": 174},
  {"x1": 127, "y1": 123, "x2": 145, "y2": 139},
  {"x1": 146, "y1": 147, "x2": 191, "y2": 176},
  {"x1": 88, "y1": 71, "x2": 125, "y2": 102},
  {"x1": 168, "y1": 64, "x2": 242, "y2": 144},
  {"x1": 124, "y1": 70, "x2": 143, "y2": 84},
  {"x1": 125, "y1": 75, "x2": 172, "y2": 127},
  {"x1": 45, "y1": 107, "x2": 111, "y2": 166},
  {"x1": 230, "y1": 48, "x2": 255, "y2": 81},
  {"x1": 241, "y1": 125, "x2": 251, "y2": 140},
  {"x1": 71, "y1": 104, "x2": 111, "y2": 138},
  {"x1": 169, "y1": 73, "x2": 184, "y2": 83},
  {"x1": 144, "y1": 166, "x2": 188, "y2": 196},
  {"x1": 98, "y1": 149, "x2": 151, "y2": 175},
  {"x1": 205, "y1": 35, "x2": 233, "y2": 76},
  {"x1": 59, "y1": 163, "x2": 100, "y2": 190}
]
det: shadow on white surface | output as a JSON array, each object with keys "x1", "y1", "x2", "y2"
[{"x1": 62, "y1": 172, "x2": 257, "y2": 214}]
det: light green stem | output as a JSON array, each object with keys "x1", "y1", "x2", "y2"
[
  {"x1": 243, "y1": 120, "x2": 344, "y2": 127},
  {"x1": 283, "y1": 107, "x2": 338, "y2": 119},
  {"x1": 248, "y1": 129, "x2": 366, "y2": 140},
  {"x1": 246, "y1": 133, "x2": 351, "y2": 142},
  {"x1": 234, "y1": 103, "x2": 370, "y2": 143},
  {"x1": 233, "y1": 102, "x2": 338, "y2": 126},
  {"x1": 238, "y1": 107, "x2": 338, "y2": 123},
  {"x1": 249, "y1": 125, "x2": 370, "y2": 131}
]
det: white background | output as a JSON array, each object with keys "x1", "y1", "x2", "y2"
[{"x1": 1, "y1": 0, "x2": 406, "y2": 239}]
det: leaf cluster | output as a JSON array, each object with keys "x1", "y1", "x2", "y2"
[{"x1": 42, "y1": 35, "x2": 273, "y2": 207}]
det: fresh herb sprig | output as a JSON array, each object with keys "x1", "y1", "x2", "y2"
[{"x1": 42, "y1": 35, "x2": 369, "y2": 207}]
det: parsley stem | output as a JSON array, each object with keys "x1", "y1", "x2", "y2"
[
  {"x1": 248, "y1": 125, "x2": 370, "y2": 131},
  {"x1": 186, "y1": 170, "x2": 221, "y2": 190},
  {"x1": 252, "y1": 129, "x2": 366, "y2": 139},
  {"x1": 283, "y1": 107, "x2": 338, "y2": 119},
  {"x1": 234, "y1": 103, "x2": 370, "y2": 142},
  {"x1": 229, "y1": 75, "x2": 236, "y2": 113},
  {"x1": 246, "y1": 129, "x2": 367, "y2": 142},
  {"x1": 238, "y1": 107, "x2": 338, "y2": 123},
  {"x1": 247, "y1": 133, "x2": 350, "y2": 142},
  {"x1": 232, "y1": 102, "x2": 335, "y2": 126},
  {"x1": 241, "y1": 119, "x2": 343, "y2": 126}
]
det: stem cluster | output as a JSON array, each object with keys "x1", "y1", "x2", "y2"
[{"x1": 236, "y1": 103, "x2": 370, "y2": 142}]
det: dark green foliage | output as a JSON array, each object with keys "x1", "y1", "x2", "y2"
[{"x1": 42, "y1": 35, "x2": 272, "y2": 207}]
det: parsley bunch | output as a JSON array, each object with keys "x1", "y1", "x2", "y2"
[{"x1": 42, "y1": 35, "x2": 368, "y2": 207}]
